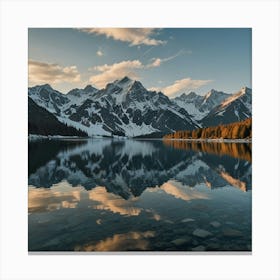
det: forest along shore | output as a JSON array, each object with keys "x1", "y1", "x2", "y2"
[{"x1": 163, "y1": 118, "x2": 252, "y2": 141}]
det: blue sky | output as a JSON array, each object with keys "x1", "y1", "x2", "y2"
[{"x1": 28, "y1": 28, "x2": 251, "y2": 97}]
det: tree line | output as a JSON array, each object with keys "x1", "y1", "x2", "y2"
[
  {"x1": 28, "y1": 97, "x2": 88, "y2": 137},
  {"x1": 163, "y1": 118, "x2": 252, "y2": 140}
]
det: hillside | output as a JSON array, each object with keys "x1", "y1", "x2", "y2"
[
  {"x1": 28, "y1": 97, "x2": 88, "y2": 137},
  {"x1": 163, "y1": 118, "x2": 252, "y2": 140}
]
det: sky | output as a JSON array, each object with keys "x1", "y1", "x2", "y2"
[{"x1": 28, "y1": 28, "x2": 251, "y2": 97}]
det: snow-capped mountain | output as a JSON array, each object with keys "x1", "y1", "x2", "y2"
[
  {"x1": 67, "y1": 85, "x2": 98, "y2": 99},
  {"x1": 28, "y1": 84, "x2": 70, "y2": 115},
  {"x1": 173, "y1": 89, "x2": 230, "y2": 120},
  {"x1": 28, "y1": 78, "x2": 252, "y2": 137},
  {"x1": 200, "y1": 87, "x2": 252, "y2": 127},
  {"x1": 28, "y1": 77, "x2": 199, "y2": 137}
]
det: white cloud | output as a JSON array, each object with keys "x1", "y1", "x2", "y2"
[
  {"x1": 28, "y1": 60, "x2": 81, "y2": 85},
  {"x1": 158, "y1": 77, "x2": 212, "y2": 97},
  {"x1": 79, "y1": 28, "x2": 165, "y2": 46},
  {"x1": 96, "y1": 50, "x2": 103, "y2": 56},
  {"x1": 89, "y1": 60, "x2": 144, "y2": 88},
  {"x1": 147, "y1": 58, "x2": 162, "y2": 68},
  {"x1": 148, "y1": 86, "x2": 161, "y2": 92}
]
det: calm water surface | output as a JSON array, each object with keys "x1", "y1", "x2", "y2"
[{"x1": 28, "y1": 139, "x2": 251, "y2": 252}]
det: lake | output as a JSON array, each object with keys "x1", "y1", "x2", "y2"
[{"x1": 28, "y1": 139, "x2": 252, "y2": 252}]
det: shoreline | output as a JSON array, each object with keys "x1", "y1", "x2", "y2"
[
  {"x1": 28, "y1": 134, "x2": 252, "y2": 143},
  {"x1": 28, "y1": 134, "x2": 89, "y2": 141},
  {"x1": 162, "y1": 138, "x2": 252, "y2": 143}
]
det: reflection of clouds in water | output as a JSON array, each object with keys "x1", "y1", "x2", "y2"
[
  {"x1": 75, "y1": 231, "x2": 155, "y2": 251},
  {"x1": 152, "y1": 213, "x2": 161, "y2": 221},
  {"x1": 89, "y1": 187, "x2": 142, "y2": 216},
  {"x1": 29, "y1": 181, "x2": 162, "y2": 220},
  {"x1": 61, "y1": 201, "x2": 77, "y2": 208},
  {"x1": 160, "y1": 180, "x2": 209, "y2": 201},
  {"x1": 71, "y1": 190, "x2": 81, "y2": 201},
  {"x1": 145, "y1": 208, "x2": 161, "y2": 221},
  {"x1": 28, "y1": 181, "x2": 83, "y2": 213}
]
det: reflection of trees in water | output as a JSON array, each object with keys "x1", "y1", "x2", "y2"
[
  {"x1": 28, "y1": 139, "x2": 87, "y2": 175},
  {"x1": 163, "y1": 140, "x2": 251, "y2": 162}
]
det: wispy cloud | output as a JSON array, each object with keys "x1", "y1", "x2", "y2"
[
  {"x1": 89, "y1": 60, "x2": 144, "y2": 88},
  {"x1": 96, "y1": 50, "x2": 104, "y2": 56},
  {"x1": 146, "y1": 49, "x2": 191, "y2": 68},
  {"x1": 78, "y1": 28, "x2": 165, "y2": 46},
  {"x1": 155, "y1": 77, "x2": 212, "y2": 97},
  {"x1": 141, "y1": 46, "x2": 155, "y2": 57},
  {"x1": 147, "y1": 58, "x2": 162, "y2": 68},
  {"x1": 28, "y1": 60, "x2": 81, "y2": 85}
]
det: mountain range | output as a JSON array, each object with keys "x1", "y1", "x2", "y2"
[{"x1": 28, "y1": 77, "x2": 252, "y2": 137}]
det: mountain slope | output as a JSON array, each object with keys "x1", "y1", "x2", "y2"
[
  {"x1": 173, "y1": 89, "x2": 230, "y2": 120},
  {"x1": 200, "y1": 87, "x2": 252, "y2": 126},
  {"x1": 28, "y1": 97, "x2": 87, "y2": 137},
  {"x1": 28, "y1": 84, "x2": 70, "y2": 115}
]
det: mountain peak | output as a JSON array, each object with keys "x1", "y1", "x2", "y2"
[
  {"x1": 204, "y1": 89, "x2": 228, "y2": 100},
  {"x1": 174, "y1": 91, "x2": 201, "y2": 102},
  {"x1": 41, "y1": 84, "x2": 53, "y2": 91},
  {"x1": 130, "y1": 80, "x2": 145, "y2": 89},
  {"x1": 207, "y1": 89, "x2": 220, "y2": 96},
  {"x1": 186, "y1": 91, "x2": 198, "y2": 98},
  {"x1": 84, "y1": 84, "x2": 98, "y2": 93},
  {"x1": 240, "y1": 86, "x2": 251, "y2": 94},
  {"x1": 118, "y1": 76, "x2": 133, "y2": 84}
]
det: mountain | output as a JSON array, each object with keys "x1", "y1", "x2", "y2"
[
  {"x1": 200, "y1": 87, "x2": 252, "y2": 127},
  {"x1": 29, "y1": 77, "x2": 199, "y2": 137},
  {"x1": 173, "y1": 89, "x2": 230, "y2": 120},
  {"x1": 28, "y1": 84, "x2": 70, "y2": 115},
  {"x1": 28, "y1": 78, "x2": 252, "y2": 137},
  {"x1": 28, "y1": 97, "x2": 87, "y2": 137}
]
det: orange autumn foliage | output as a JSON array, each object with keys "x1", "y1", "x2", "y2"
[{"x1": 163, "y1": 118, "x2": 252, "y2": 140}]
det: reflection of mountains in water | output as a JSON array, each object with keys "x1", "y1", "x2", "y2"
[
  {"x1": 163, "y1": 140, "x2": 251, "y2": 162},
  {"x1": 28, "y1": 139, "x2": 252, "y2": 199}
]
